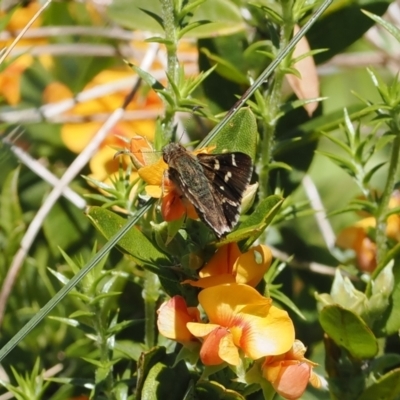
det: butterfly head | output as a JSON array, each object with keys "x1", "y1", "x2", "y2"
[{"x1": 162, "y1": 142, "x2": 186, "y2": 164}]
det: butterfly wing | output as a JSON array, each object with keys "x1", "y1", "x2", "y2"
[
  {"x1": 197, "y1": 152, "x2": 253, "y2": 230},
  {"x1": 167, "y1": 164, "x2": 231, "y2": 237}
]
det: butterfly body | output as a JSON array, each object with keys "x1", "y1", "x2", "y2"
[{"x1": 162, "y1": 143, "x2": 252, "y2": 238}]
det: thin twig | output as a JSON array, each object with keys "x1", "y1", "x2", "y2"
[
  {"x1": 2, "y1": 132, "x2": 86, "y2": 209},
  {"x1": 8, "y1": 43, "x2": 136, "y2": 58},
  {"x1": 270, "y1": 246, "x2": 339, "y2": 277},
  {"x1": 0, "y1": 43, "x2": 160, "y2": 327},
  {"x1": 0, "y1": 0, "x2": 52, "y2": 65},
  {"x1": 0, "y1": 26, "x2": 136, "y2": 40},
  {"x1": 302, "y1": 174, "x2": 336, "y2": 250},
  {"x1": 0, "y1": 65, "x2": 197, "y2": 124}
]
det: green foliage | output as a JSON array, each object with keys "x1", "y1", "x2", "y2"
[{"x1": 1, "y1": 0, "x2": 400, "y2": 400}]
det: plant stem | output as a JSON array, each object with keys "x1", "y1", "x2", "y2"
[
  {"x1": 143, "y1": 270, "x2": 160, "y2": 348},
  {"x1": 374, "y1": 126, "x2": 400, "y2": 267},
  {"x1": 160, "y1": 0, "x2": 179, "y2": 139},
  {"x1": 260, "y1": 0, "x2": 295, "y2": 197},
  {"x1": 94, "y1": 308, "x2": 115, "y2": 399}
]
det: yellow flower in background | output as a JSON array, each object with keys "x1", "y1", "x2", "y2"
[
  {"x1": 0, "y1": 2, "x2": 45, "y2": 47},
  {"x1": 44, "y1": 70, "x2": 163, "y2": 182},
  {"x1": 0, "y1": 54, "x2": 33, "y2": 105},
  {"x1": 336, "y1": 191, "x2": 400, "y2": 272},
  {"x1": 261, "y1": 340, "x2": 321, "y2": 400},
  {"x1": 183, "y1": 242, "x2": 272, "y2": 288},
  {"x1": 336, "y1": 220, "x2": 377, "y2": 273},
  {"x1": 186, "y1": 284, "x2": 295, "y2": 366},
  {"x1": 0, "y1": 2, "x2": 51, "y2": 106}
]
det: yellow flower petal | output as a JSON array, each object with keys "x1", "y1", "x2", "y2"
[
  {"x1": 43, "y1": 81, "x2": 72, "y2": 103},
  {"x1": 219, "y1": 330, "x2": 240, "y2": 366},
  {"x1": 187, "y1": 323, "x2": 221, "y2": 338},
  {"x1": 138, "y1": 158, "x2": 167, "y2": 186},
  {"x1": 182, "y1": 274, "x2": 236, "y2": 288},
  {"x1": 234, "y1": 244, "x2": 272, "y2": 286},
  {"x1": 0, "y1": 54, "x2": 33, "y2": 105},
  {"x1": 198, "y1": 284, "x2": 271, "y2": 323},
  {"x1": 240, "y1": 306, "x2": 295, "y2": 359},
  {"x1": 62, "y1": 122, "x2": 102, "y2": 153},
  {"x1": 145, "y1": 185, "x2": 162, "y2": 198},
  {"x1": 89, "y1": 146, "x2": 122, "y2": 182},
  {"x1": 199, "y1": 243, "x2": 241, "y2": 278}
]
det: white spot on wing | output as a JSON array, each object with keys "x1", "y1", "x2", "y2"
[
  {"x1": 231, "y1": 154, "x2": 237, "y2": 167},
  {"x1": 224, "y1": 171, "x2": 232, "y2": 182},
  {"x1": 214, "y1": 159, "x2": 220, "y2": 170},
  {"x1": 220, "y1": 186, "x2": 225, "y2": 191}
]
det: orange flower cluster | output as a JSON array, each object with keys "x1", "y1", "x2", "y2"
[
  {"x1": 336, "y1": 191, "x2": 400, "y2": 272},
  {"x1": 156, "y1": 242, "x2": 321, "y2": 399}
]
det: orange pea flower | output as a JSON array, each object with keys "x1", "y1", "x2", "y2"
[
  {"x1": 336, "y1": 191, "x2": 400, "y2": 272},
  {"x1": 262, "y1": 340, "x2": 321, "y2": 400},
  {"x1": 157, "y1": 295, "x2": 201, "y2": 345},
  {"x1": 135, "y1": 139, "x2": 214, "y2": 222},
  {"x1": 183, "y1": 242, "x2": 272, "y2": 288},
  {"x1": 186, "y1": 284, "x2": 295, "y2": 366}
]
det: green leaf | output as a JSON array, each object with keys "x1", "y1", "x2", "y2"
[
  {"x1": 86, "y1": 207, "x2": 170, "y2": 269},
  {"x1": 319, "y1": 305, "x2": 378, "y2": 359},
  {"x1": 178, "y1": 20, "x2": 211, "y2": 39},
  {"x1": 0, "y1": 168, "x2": 24, "y2": 253},
  {"x1": 357, "y1": 368, "x2": 400, "y2": 400},
  {"x1": 281, "y1": 67, "x2": 301, "y2": 79},
  {"x1": 363, "y1": 162, "x2": 387, "y2": 185},
  {"x1": 69, "y1": 310, "x2": 95, "y2": 318},
  {"x1": 251, "y1": 4, "x2": 284, "y2": 25},
  {"x1": 86, "y1": 207, "x2": 184, "y2": 296},
  {"x1": 362, "y1": 9, "x2": 400, "y2": 43},
  {"x1": 373, "y1": 257, "x2": 400, "y2": 336},
  {"x1": 108, "y1": 0, "x2": 244, "y2": 38},
  {"x1": 220, "y1": 195, "x2": 283, "y2": 249},
  {"x1": 194, "y1": 380, "x2": 245, "y2": 400},
  {"x1": 270, "y1": 288, "x2": 305, "y2": 320},
  {"x1": 88, "y1": 292, "x2": 122, "y2": 305},
  {"x1": 320, "y1": 131, "x2": 353, "y2": 156},
  {"x1": 136, "y1": 347, "x2": 191, "y2": 400},
  {"x1": 145, "y1": 36, "x2": 174, "y2": 46},
  {"x1": 372, "y1": 354, "x2": 400, "y2": 375},
  {"x1": 200, "y1": 47, "x2": 249, "y2": 85},
  {"x1": 43, "y1": 200, "x2": 89, "y2": 255},
  {"x1": 141, "y1": 361, "x2": 191, "y2": 400},
  {"x1": 209, "y1": 108, "x2": 257, "y2": 158},
  {"x1": 114, "y1": 340, "x2": 146, "y2": 361},
  {"x1": 180, "y1": 65, "x2": 217, "y2": 99},
  {"x1": 308, "y1": 0, "x2": 391, "y2": 64},
  {"x1": 138, "y1": 7, "x2": 164, "y2": 29},
  {"x1": 127, "y1": 63, "x2": 166, "y2": 92},
  {"x1": 108, "y1": 320, "x2": 137, "y2": 335},
  {"x1": 179, "y1": 0, "x2": 207, "y2": 19},
  {"x1": 316, "y1": 150, "x2": 357, "y2": 175}
]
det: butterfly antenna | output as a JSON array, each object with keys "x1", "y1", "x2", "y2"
[{"x1": 174, "y1": 106, "x2": 205, "y2": 147}]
